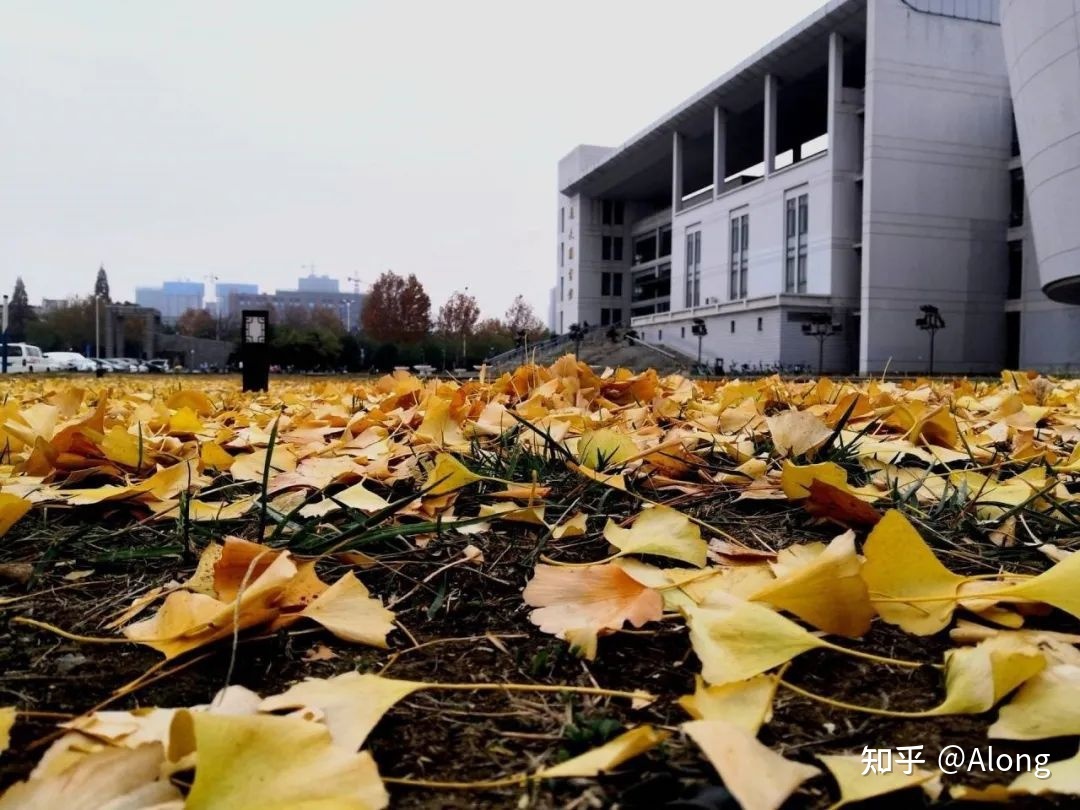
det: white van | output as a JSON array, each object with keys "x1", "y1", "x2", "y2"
[{"x1": 2, "y1": 343, "x2": 47, "y2": 373}]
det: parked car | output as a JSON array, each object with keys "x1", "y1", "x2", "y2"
[
  {"x1": 118, "y1": 357, "x2": 149, "y2": 373},
  {"x1": 102, "y1": 358, "x2": 132, "y2": 373},
  {"x1": 2, "y1": 343, "x2": 47, "y2": 373},
  {"x1": 146, "y1": 359, "x2": 171, "y2": 373},
  {"x1": 44, "y1": 351, "x2": 95, "y2": 372}
]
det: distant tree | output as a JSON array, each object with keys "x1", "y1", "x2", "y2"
[
  {"x1": 473, "y1": 317, "x2": 516, "y2": 358},
  {"x1": 310, "y1": 305, "x2": 346, "y2": 336},
  {"x1": 26, "y1": 299, "x2": 95, "y2": 352},
  {"x1": 94, "y1": 265, "x2": 111, "y2": 302},
  {"x1": 436, "y1": 290, "x2": 480, "y2": 357},
  {"x1": 504, "y1": 295, "x2": 546, "y2": 340},
  {"x1": 362, "y1": 271, "x2": 432, "y2": 344},
  {"x1": 8, "y1": 277, "x2": 34, "y2": 341},
  {"x1": 176, "y1": 308, "x2": 217, "y2": 339}
]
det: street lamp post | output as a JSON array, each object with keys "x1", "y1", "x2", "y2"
[
  {"x1": 691, "y1": 317, "x2": 708, "y2": 369},
  {"x1": 342, "y1": 298, "x2": 351, "y2": 332},
  {"x1": 801, "y1": 313, "x2": 842, "y2": 375},
  {"x1": 94, "y1": 294, "x2": 101, "y2": 359},
  {"x1": 915, "y1": 305, "x2": 946, "y2": 374}
]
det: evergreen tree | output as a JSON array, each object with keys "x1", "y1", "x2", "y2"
[
  {"x1": 94, "y1": 265, "x2": 111, "y2": 302},
  {"x1": 8, "y1": 277, "x2": 33, "y2": 340}
]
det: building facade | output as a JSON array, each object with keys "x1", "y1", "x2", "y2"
[
  {"x1": 229, "y1": 289, "x2": 365, "y2": 333},
  {"x1": 214, "y1": 282, "x2": 259, "y2": 318},
  {"x1": 555, "y1": 0, "x2": 1080, "y2": 373},
  {"x1": 134, "y1": 281, "x2": 205, "y2": 325}
]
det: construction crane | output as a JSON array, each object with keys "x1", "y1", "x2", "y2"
[{"x1": 347, "y1": 276, "x2": 366, "y2": 295}]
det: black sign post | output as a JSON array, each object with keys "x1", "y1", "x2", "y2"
[{"x1": 241, "y1": 309, "x2": 270, "y2": 392}]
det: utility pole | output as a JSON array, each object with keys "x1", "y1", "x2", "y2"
[
  {"x1": 916, "y1": 304, "x2": 946, "y2": 374},
  {"x1": 95, "y1": 294, "x2": 101, "y2": 359},
  {"x1": 206, "y1": 274, "x2": 220, "y2": 340}
]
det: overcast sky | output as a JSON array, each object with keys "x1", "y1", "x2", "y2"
[{"x1": 2, "y1": 0, "x2": 824, "y2": 320}]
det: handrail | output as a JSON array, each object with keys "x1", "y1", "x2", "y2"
[{"x1": 624, "y1": 335, "x2": 685, "y2": 365}]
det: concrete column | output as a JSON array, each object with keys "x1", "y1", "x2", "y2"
[
  {"x1": 671, "y1": 131, "x2": 684, "y2": 211},
  {"x1": 764, "y1": 74, "x2": 778, "y2": 177},
  {"x1": 827, "y1": 32, "x2": 844, "y2": 147},
  {"x1": 712, "y1": 106, "x2": 727, "y2": 197}
]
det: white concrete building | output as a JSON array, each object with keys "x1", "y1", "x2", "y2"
[{"x1": 554, "y1": 0, "x2": 1080, "y2": 373}]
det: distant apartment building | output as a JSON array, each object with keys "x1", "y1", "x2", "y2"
[
  {"x1": 554, "y1": 0, "x2": 1080, "y2": 373},
  {"x1": 135, "y1": 281, "x2": 204, "y2": 325},
  {"x1": 214, "y1": 282, "x2": 259, "y2": 318},
  {"x1": 297, "y1": 273, "x2": 340, "y2": 293},
  {"x1": 230, "y1": 285, "x2": 364, "y2": 332}
]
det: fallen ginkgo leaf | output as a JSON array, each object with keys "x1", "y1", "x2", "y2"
[
  {"x1": 184, "y1": 712, "x2": 388, "y2": 810},
  {"x1": 683, "y1": 719, "x2": 819, "y2": 810},
  {"x1": 259, "y1": 672, "x2": 423, "y2": 751},
  {"x1": 603, "y1": 504, "x2": 707, "y2": 567}
]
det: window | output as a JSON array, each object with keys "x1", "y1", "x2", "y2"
[
  {"x1": 612, "y1": 308, "x2": 622, "y2": 324},
  {"x1": 602, "y1": 271, "x2": 623, "y2": 296},
  {"x1": 601, "y1": 236, "x2": 623, "y2": 261},
  {"x1": 568, "y1": 268, "x2": 573, "y2": 280},
  {"x1": 1011, "y1": 114, "x2": 1020, "y2": 158},
  {"x1": 601, "y1": 308, "x2": 611, "y2": 326},
  {"x1": 568, "y1": 288, "x2": 573, "y2": 300},
  {"x1": 784, "y1": 192, "x2": 809, "y2": 293},
  {"x1": 730, "y1": 212, "x2": 749, "y2": 299},
  {"x1": 757, "y1": 316, "x2": 763, "y2": 331},
  {"x1": 560, "y1": 277, "x2": 564, "y2": 301},
  {"x1": 685, "y1": 230, "x2": 701, "y2": 307},
  {"x1": 659, "y1": 227, "x2": 672, "y2": 258},
  {"x1": 1008, "y1": 240, "x2": 1023, "y2": 299},
  {"x1": 658, "y1": 329, "x2": 662, "y2": 340},
  {"x1": 634, "y1": 234, "x2": 657, "y2": 265},
  {"x1": 681, "y1": 327, "x2": 685, "y2": 338},
  {"x1": 559, "y1": 312, "x2": 564, "y2": 332},
  {"x1": 559, "y1": 243, "x2": 564, "y2": 267},
  {"x1": 568, "y1": 245, "x2": 574, "y2": 260},
  {"x1": 602, "y1": 200, "x2": 624, "y2": 226},
  {"x1": 570, "y1": 205, "x2": 575, "y2": 220},
  {"x1": 1010, "y1": 169, "x2": 1024, "y2": 227},
  {"x1": 560, "y1": 207, "x2": 565, "y2": 233},
  {"x1": 730, "y1": 320, "x2": 735, "y2": 333}
]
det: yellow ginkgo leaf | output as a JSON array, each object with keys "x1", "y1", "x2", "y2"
[
  {"x1": 166, "y1": 389, "x2": 215, "y2": 416},
  {"x1": 779, "y1": 460, "x2": 850, "y2": 500},
  {"x1": 424, "y1": 453, "x2": 483, "y2": 496},
  {"x1": 602, "y1": 505, "x2": 707, "y2": 568},
  {"x1": 124, "y1": 551, "x2": 297, "y2": 659},
  {"x1": 0, "y1": 493, "x2": 32, "y2": 538},
  {"x1": 168, "y1": 406, "x2": 204, "y2": 434},
  {"x1": 331, "y1": 480, "x2": 391, "y2": 513},
  {"x1": 861, "y1": 509, "x2": 965, "y2": 635},
  {"x1": 415, "y1": 396, "x2": 468, "y2": 451},
  {"x1": 184, "y1": 713, "x2": 388, "y2": 810},
  {"x1": 751, "y1": 530, "x2": 874, "y2": 637},
  {"x1": 766, "y1": 410, "x2": 832, "y2": 458},
  {"x1": 0, "y1": 742, "x2": 181, "y2": 810},
  {"x1": 819, "y1": 753, "x2": 941, "y2": 807},
  {"x1": 929, "y1": 636, "x2": 1045, "y2": 715},
  {"x1": 576, "y1": 428, "x2": 638, "y2": 471},
  {"x1": 684, "y1": 596, "x2": 827, "y2": 685},
  {"x1": 677, "y1": 675, "x2": 778, "y2": 734},
  {"x1": 537, "y1": 726, "x2": 668, "y2": 778},
  {"x1": 994, "y1": 548, "x2": 1080, "y2": 622},
  {"x1": 99, "y1": 425, "x2": 145, "y2": 469},
  {"x1": 551, "y1": 512, "x2": 589, "y2": 539},
  {"x1": 478, "y1": 502, "x2": 548, "y2": 525},
  {"x1": 200, "y1": 442, "x2": 235, "y2": 471},
  {"x1": 299, "y1": 572, "x2": 396, "y2": 648},
  {"x1": 0, "y1": 706, "x2": 14, "y2": 754},
  {"x1": 230, "y1": 446, "x2": 298, "y2": 483},
  {"x1": 259, "y1": 672, "x2": 424, "y2": 751},
  {"x1": 989, "y1": 664, "x2": 1080, "y2": 740},
  {"x1": 684, "y1": 719, "x2": 819, "y2": 810}
]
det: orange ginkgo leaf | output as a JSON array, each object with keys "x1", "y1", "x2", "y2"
[{"x1": 522, "y1": 563, "x2": 663, "y2": 658}]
